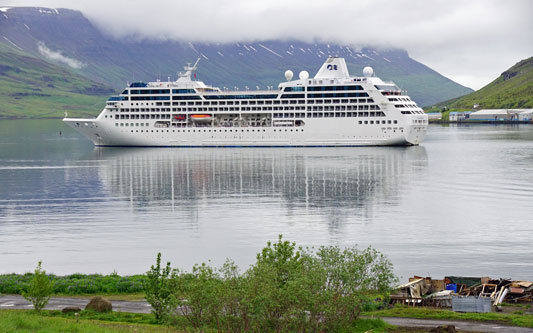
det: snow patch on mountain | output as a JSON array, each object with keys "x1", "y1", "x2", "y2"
[
  {"x1": 3, "y1": 36, "x2": 22, "y2": 50},
  {"x1": 258, "y1": 44, "x2": 282, "y2": 58}
]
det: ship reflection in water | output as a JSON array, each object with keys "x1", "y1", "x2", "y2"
[
  {"x1": 3, "y1": 121, "x2": 533, "y2": 279},
  {"x1": 90, "y1": 146, "x2": 428, "y2": 230}
]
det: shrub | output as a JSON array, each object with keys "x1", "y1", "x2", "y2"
[
  {"x1": 22, "y1": 261, "x2": 54, "y2": 312},
  {"x1": 143, "y1": 253, "x2": 179, "y2": 323},
  {"x1": 156, "y1": 235, "x2": 397, "y2": 332}
]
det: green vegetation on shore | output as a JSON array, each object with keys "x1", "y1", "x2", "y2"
[
  {"x1": 0, "y1": 310, "x2": 182, "y2": 332},
  {"x1": 0, "y1": 44, "x2": 113, "y2": 119},
  {"x1": 0, "y1": 273, "x2": 146, "y2": 295},
  {"x1": 428, "y1": 57, "x2": 533, "y2": 112}
]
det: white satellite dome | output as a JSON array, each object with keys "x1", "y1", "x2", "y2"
[
  {"x1": 299, "y1": 70, "x2": 309, "y2": 80},
  {"x1": 284, "y1": 70, "x2": 294, "y2": 81},
  {"x1": 363, "y1": 66, "x2": 374, "y2": 77}
]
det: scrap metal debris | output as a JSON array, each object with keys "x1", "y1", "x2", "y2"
[{"x1": 389, "y1": 275, "x2": 533, "y2": 312}]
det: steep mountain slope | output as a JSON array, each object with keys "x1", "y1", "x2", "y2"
[
  {"x1": 0, "y1": 7, "x2": 472, "y2": 107},
  {"x1": 435, "y1": 57, "x2": 533, "y2": 110},
  {"x1": 0, "y1": 43, "x2": 113, "y2": 118}
]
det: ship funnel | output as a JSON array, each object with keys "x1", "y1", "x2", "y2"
[{"x1": 314, "y1": 56, "x2": 350, "y2": 79}]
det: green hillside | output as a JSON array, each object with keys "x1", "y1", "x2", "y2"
[
  {"x1": 0, "y1": 44, "x2": 114, "y2": 118},
  {"x1": 434, "y1": 57, "x2": 533, "y2": 110}
]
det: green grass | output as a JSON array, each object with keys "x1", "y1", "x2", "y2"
[
  {"x1": 1, "y1": 310, "x2": 391, "y2": 332},
  {"x1": 0, "y1": 310, "x2": 180, "y2": 332},
  {"x1": 0, "y1": 44, "x2": 114, "y2": 119},
  {"x1": 363, "y1": 304, "x2": 533, "y2": 328},
  {"x1": 435, "y1": 57, "x2": 533, "y2": 110},
  {"x1": 0, "y1": 273, "x2": 146, "y2": 295},
  {"x1": 44, "y1": 309, "x2": 159, "y2": 326}
]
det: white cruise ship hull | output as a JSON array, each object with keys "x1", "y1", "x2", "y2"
[{"x1": 63, "y1": 117, "x2": 426, "y2": 147}]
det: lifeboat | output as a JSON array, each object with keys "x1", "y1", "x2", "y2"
[
  {"x1": 190, "y1": 114, "x2": 212, "y2": 123},
  {"x1": 173, "y1": 114, "x2": 186, "y2": 121}
]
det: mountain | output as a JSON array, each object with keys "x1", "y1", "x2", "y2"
[
  {"x1": 0, "y1": 43, "x2": 113, "y2": 118},
  {"x1": 434, "y1": 57, "x2": 533, "y2": 110},
  {"x1": 0, "y1": 7, "x2": 472, "y2": 110}
]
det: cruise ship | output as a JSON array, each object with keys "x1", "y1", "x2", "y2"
[{"x1": 63, "y1": 57, "x2": 428, "y2": 146}]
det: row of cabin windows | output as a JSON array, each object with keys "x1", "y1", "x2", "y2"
[
  {"x1": 116, "y1": 114, "x2": 171, "y2": 120},
  {"x1": 273, "y1": 113, "x2": 306, "y2": 118},
  {"x1": 389, "y1": 97, "x2": 412, "y2": 102},
  {"x1": 170, "y1": 106, "x2": 308, "y2": 112},
  {"x1": 358, "y1": 120, "x2": 398, "y2": 125},
  {"x1": 118, "y1": 98, "x2": 375, "y2": 108},
  {"x1": 125, "y1": 89, "x2": 196, "y2": 95},
  {"x1": 123, "y1": 92, "x2": 370, "y2": 100},
  {"x1": 395, "y1": 104, "x2": 419, "y2": 109},
  {"x1": 310, "y1": 105, "x2": 380, "y2": 111},
  {"x1": 124, "y1": 85, "x2": 367, "y2": 95},
  {"x1": 283, "y1": 85, "x2": 364, "y2": 92},
  {"x1": 401, "y1": 110, "x2": 425, "y2": 115},
  {"x1": 114, "y1": 111, "x2": 386, "y2": 120},
  {"x1": 126, "y1": 128, "x2": 305, "y2": 133},
  {"x1": 116, "y1": 122, "x2": 150, "y2": 127},
  {"x1": 115, "y1": 119, "x2": 398, "y2": 128},
  {"x1": 309, "y1": 112, "x2": 386, "y2": 118},
  {"x1": 115, "y1": 104, "x2": 380, "y2": 113}
]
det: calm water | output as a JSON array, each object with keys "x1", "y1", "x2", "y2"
[{"x1": 1, "y1": 120, "x2": 532, "y2": 280}]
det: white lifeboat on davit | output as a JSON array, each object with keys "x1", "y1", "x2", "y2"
[{"x1": 190, "y1": 114, "x2": 212, "y2": 123}]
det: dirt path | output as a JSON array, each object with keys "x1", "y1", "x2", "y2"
[
  {"x1": 380, "y1": 317, "x2": 533, "y2": 333},
  {"x1": 0, "y1": 294, "x2": 152, "y2": 313}
]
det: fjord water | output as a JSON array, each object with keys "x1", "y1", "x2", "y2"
[{"x1": 1, "y1": 120, "x2": 532, "y2": 279}]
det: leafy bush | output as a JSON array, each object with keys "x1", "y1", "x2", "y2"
[
  {"x1": 147, "y1": 235, "x2": 397, "y2": 331},
  {"x1": 22, "y1": 261, "x2": 54, "y2": 312}
]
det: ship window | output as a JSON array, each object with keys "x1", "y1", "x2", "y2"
[{"x1": 394, "y1": 120, "x2": 398, "y2": 124}]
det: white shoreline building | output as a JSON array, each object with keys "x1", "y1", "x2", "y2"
[{"x1": 468, "y1": 109, "x2": 533, "y2": 122}]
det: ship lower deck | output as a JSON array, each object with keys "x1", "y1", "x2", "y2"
[{"x1": 63, "y1": 117, "x2": 427, "y2": 147}]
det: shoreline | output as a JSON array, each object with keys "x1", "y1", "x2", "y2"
[{"x1": 429, "y1": 120, "x2": 533, "y2": 125}]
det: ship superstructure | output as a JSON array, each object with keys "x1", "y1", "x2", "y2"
[{"x1": 63, "y1": 57, "x2": 428, "y2": 146}]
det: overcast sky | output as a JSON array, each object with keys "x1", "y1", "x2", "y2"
[{"x1": 1, "y1": 0, "x2": 532, "y2": 90}]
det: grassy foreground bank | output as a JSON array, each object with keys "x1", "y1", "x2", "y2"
[
  {"x1": 0, "y1": 310, "x2": 392, "y2": 333},
  {"x1": 0, "y1": 310, "x2": 177, "y2": 333}
]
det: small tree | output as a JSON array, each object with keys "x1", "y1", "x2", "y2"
[
  {"x1": 178, "y1": 262, "x2": 223, "y2": 330},
  {"x1": 143, "y1": 253, "x2": 179, "y2": 322},
  {"x1": 23, "y1": 261, "x2": 54, "y2": 312}
]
